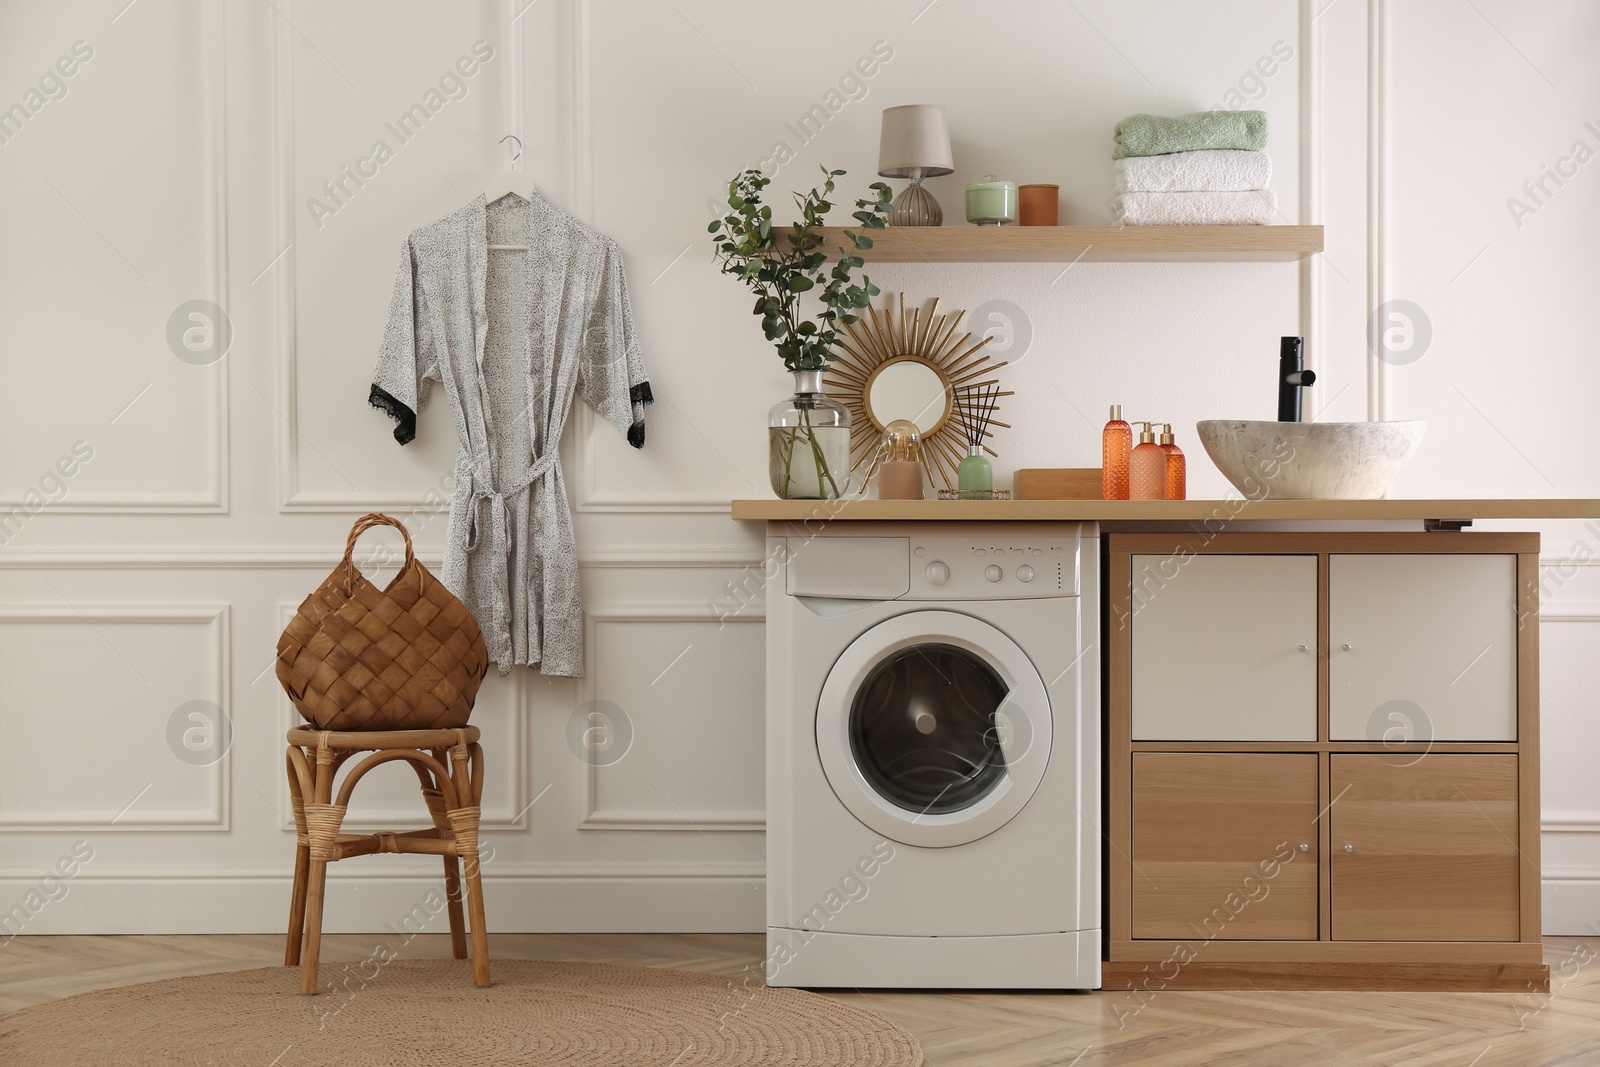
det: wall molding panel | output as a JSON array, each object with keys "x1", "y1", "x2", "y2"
[
  {"x1": 577, "y1": 604, "x2": 765, "y2": 832},
  {"x1": 0, "y1": 5, "x2": 230, "y2": 513},
  {"x1": 0, "y1": 548, "x2": 763, "y2": 569},
  {"x1": 0, "y1": 605, "x2": 229, "y2": 832}
]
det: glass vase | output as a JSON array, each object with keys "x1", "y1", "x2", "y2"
[{"x1": 769, "y1": 370, "x2": 851, "y2": 500}]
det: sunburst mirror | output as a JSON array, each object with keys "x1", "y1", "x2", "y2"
[{"x1": 824, "y1": 293, "x2": 1013, "y2": 490}]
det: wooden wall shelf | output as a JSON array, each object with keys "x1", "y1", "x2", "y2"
[{"x1": 801, "y1": 225, "x2": 1323, "y2": 263}]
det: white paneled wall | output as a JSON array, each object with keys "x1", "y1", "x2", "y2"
[{"x1": 0, "y1": 0, "x2": 1595, "y2": 935}]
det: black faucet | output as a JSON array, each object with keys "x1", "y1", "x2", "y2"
[{"x1": 1277, "y1": 336, "x2": 1316, "y2": 422}]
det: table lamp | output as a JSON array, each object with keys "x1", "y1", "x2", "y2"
[{"x1": 878, "y1": 104, "x2": 954, "y2": 227}]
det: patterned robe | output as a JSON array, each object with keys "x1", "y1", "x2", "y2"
[{"x1": 369, "y1": 191, "x2": 651, "y2": 676}]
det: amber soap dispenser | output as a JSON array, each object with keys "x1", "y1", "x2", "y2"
[
  {"x1": 1129, "y1": 422, "x2": 1166, "y2": 500},
  {"x1": 1158, "y1": 423, "x2": 1186, "y2": 500},
  {"x1": 1102, "y1": 404, "x2": 1131, "y2": 500}
]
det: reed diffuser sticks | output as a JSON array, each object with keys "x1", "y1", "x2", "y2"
[{"x1": 956, "y1": 384, "x2": 1000, "y2": 498}]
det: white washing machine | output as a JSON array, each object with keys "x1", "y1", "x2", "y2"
[{"x1": 765, "y1": 521, "x2": 1100, "y2": 989}]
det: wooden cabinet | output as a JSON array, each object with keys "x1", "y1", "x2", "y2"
[
  {"x1": 1108, "y1": 533, "x2": 1544, "y2": 992},
  {"x1": 1132, "y1": 753, "x2": 1318, "y2": 939},
  {"x1": 1330, "y1": 754, "x2": 1520, "y2": 941},
  {"x1": 1329, "y1": 554, "x2": 1517, "y2": 741},
  {"x1": 1130, "y1": 554, "x2": 1318, "y2": 741}
]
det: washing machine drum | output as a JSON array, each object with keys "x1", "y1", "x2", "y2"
[{"x1": 816, "y1": 610, "x2": 1053, "y2": 848}]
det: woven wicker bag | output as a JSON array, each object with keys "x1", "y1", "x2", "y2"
[{"x1": 276, "y1": 513, "x2": 489, "y2": 730}]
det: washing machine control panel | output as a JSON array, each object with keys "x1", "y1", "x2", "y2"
[{"x1": 907, "y1": 536, "x2": 1079, "y2": 598}]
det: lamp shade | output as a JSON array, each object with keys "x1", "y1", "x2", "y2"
[{"x1": 878, "y1": 104, "x2": 954, "y2": 179}]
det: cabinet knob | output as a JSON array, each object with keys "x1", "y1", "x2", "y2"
[
  {"x1": 1298, "y1": 842, "x2": 1309, "y2": 852},
  {"x1": 1343, "y1": 843, "x2": 1354, "y2": 853},
  {"x1": 1340, "y1": 643, "x2": 1353, "y2": 652},
  {"x1": 1297, "y1": 644, "x2": 1309, "y2": 653}
]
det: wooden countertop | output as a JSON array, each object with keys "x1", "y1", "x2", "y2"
[{"x1": 730, "y1": 498, "x2": 1600, "y2": 521}]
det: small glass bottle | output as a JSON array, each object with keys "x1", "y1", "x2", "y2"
[
  {"x1": 1102, "y1": 404, "x2": 1131, "y2": 500},
  {"x1": 958, "y1": 444, "x2": 993, "y2": 499},
  {"x1": 1158, "y1": 423, "x2": 1186, "y2": 501},
  {"x1": 1129, "y1": 422, "x2": 1166, "y2": 501}
]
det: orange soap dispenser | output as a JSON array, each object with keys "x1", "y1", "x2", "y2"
[
  {"x1": 1158, "y1": 423, "x2": 1186, "y2": 500},
  {"x1": 1102, "y1": 405, "x2": 1132, "y2": 500},
  {"x1": 1129, "y1": 422, "x2": 1166, "y2": 500}
]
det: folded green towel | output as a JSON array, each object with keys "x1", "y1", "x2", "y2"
[{"x1": 1114, "y1": 110, "x2": 1268, "y2": 159}]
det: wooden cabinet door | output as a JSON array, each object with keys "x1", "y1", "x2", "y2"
[
  {"x1": 1130, "y1": 554, "x2": 1318, "y2": 740},
  {"x1": 1132, "y1": 753, "x2": 1319, "y2": 939},
  {"x1": 1330, "y1": 754, "x2": 1520, "y2": 941},
  {"x1": 1329, "y1": 553, "x2": 1517, "y2": 741}
]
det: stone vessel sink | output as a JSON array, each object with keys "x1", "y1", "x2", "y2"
[{"x1": 1196, "y1": 420, "x2": 1427, "y2": 500}]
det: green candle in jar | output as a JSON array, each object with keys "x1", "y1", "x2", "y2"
[{"x1": 965, "y1": 176, "x2": 1018, "y2": 225}]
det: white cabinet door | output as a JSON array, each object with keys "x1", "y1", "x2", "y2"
[
  {"x1": 1329, "y1": 554, "x2": 1516, "y2": 742},
  {"x1": 1131, "y1": 554, "x2": 1318, "y2": 741}
]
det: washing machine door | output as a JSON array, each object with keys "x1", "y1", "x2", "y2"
[{"x1": 816, "y1": 609, "x2": 1052, "y2": 848}]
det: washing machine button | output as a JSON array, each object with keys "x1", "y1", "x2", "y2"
[
  {"x1": 1017, "y1": 564, "x2": 1036, "y2": 583},
  {"x1": 914, "y1": 546, "x2": 926, "y2": 558},
  {"x1": 984, "y1": 564, "x2": 1003, "y2": 583},
  {"x1": 925, "y1": 561, "x2": 950, "y2": 585}
]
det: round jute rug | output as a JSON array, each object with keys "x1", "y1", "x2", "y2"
[{"x1": 0, "y1": 959, "x2": 922, "y2": 1066}]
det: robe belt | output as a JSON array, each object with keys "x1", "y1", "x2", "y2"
[{"x1": 466, "y1": 451, "x2": 557, "y2": 673}]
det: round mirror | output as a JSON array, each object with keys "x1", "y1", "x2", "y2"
[{"x1": 867, "y1": 359, "x2": 950, "y2": 434}]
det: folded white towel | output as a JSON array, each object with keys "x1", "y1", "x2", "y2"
[
  {"x1": 1111, "y1": 189, "x2": 1278, "y2": 226},
  {"x1": 1113, "y1": 149, "x2": 1272, "y2": 193}
]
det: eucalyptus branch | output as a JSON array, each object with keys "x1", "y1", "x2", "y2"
[{"x1": 708, "y1": 165, "x2": 893, "y2": 372}]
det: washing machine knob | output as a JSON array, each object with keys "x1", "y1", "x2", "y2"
[
  {"x1": 1017, "y1": 564, "x2": 1035, "y2": 583},
  {"x1": 984, "y1": 564, "x2": 1003, "y2": 583},
  {"x1": 924, "y1": 561, "x2": 950, "y2": 585}
]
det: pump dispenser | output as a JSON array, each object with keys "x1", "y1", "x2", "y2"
[
  {"x1": 1158, "y1": 423, "x2": 1186, "y2": 500},
  {"x1": 1102, "y1": 404, "x2": 1132, "y2": 500},
  {"x1": 1129, "y1": 422, "x2": 1166, "y2": 500}
]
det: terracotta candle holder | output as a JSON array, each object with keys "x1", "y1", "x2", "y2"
[{"x1": 1019, "y1": 184, "x2": 1059, "y2": 226}]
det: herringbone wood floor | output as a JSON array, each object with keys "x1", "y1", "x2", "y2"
[{"x1": 3, "y1": 933, "x2": 1597, "y2": 1065}]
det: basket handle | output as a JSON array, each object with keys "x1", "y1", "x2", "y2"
[{"x1": 341, "y1": 513, "x2": 417, "y2": 594}]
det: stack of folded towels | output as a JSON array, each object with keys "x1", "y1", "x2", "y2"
[{"x1": 1111, "y1": 110, "x2": 1275, "y2": 225}]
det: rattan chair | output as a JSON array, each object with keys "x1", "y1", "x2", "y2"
[{"x1": 284, "y1": 726, "x2": 490, "y2": 993}]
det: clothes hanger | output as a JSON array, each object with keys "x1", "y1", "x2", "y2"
[{"x1": 485, "y1": 134, "x2": 534, "y2": 251}]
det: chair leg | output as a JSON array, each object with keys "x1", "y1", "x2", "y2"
[
  {"x1": 449, "y1": 737, "x2": 490, "y2": 987},
  {"x1": 299, "y1": 737, "x2": 341, "y2": 996},
  {"x1": 462, "y1": 846, "x2": 491, "y2": 988},
  {"x1": 285, "y1": 843, "x2": 311, "y2": 967},
  {"x1": 442, "y1": 854, "x2": 468, "y2": 960},
  {"x1": 299, "y1": 856, "x2": 329, "y2": 995}
]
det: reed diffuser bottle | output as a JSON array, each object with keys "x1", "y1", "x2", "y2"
[{"x1": 957, "y1": 384, "x2": 999, "y2": 498}]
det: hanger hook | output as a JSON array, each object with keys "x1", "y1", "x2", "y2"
[{"x1": 498, "y1": 134, "x2": 523, "y2": 167}]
